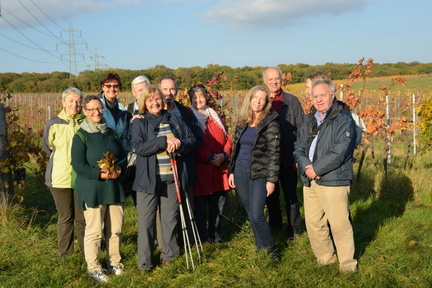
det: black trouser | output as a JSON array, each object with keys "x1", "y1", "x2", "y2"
[
  {"x1": 50, "y1": 187, "x2": 85, "y2": 257},
  {"x1": 266, "y1": 165, "x2": 303, "y2": 236},
  {"x1": 194, "y1": 191, "x2": 227, "y2": 243}
]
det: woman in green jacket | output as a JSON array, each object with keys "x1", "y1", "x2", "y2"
[
  {"x1": 43, "y1": 87, "x2": 86, "y2": 258},
  {"x1": 71, "y1": 95, "x2": 127, "y2": 283}
]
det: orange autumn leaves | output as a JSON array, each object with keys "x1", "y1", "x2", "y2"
[{"x1": 98, "y1": 152, "x2": 118, "y2": 179}]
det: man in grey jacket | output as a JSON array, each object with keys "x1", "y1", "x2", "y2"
[{"x1": 294, "y1": 78, "x2": 358, "y2": 273}]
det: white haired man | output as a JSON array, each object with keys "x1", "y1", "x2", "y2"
[
  {"x1": 294, "y1": 78, "x2": 358, "y2": 273},
  {"x1": 128, "y1": 75, "x2": 151, "y2": 116}
]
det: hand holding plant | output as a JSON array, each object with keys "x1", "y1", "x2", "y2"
[{"x1": 98, "y1": 152, "x2": 121, "y2": 180}]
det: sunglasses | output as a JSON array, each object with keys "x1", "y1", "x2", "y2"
[
  {"x1": 104, "y1": 84, "x2": 120, "y2": 89},
  {"x1": 189, "y1": 84, "x2": 206, "y2": 90}
]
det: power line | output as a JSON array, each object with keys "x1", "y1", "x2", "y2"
[
  {"x1": 0, "y1": 1, "x2": 79, "y2": 72},
  {"x1": 2, "y1": 6, "x2": 53, "y2": 38},
  {"x1": 29, "y1": 0, "x2": 112, "y2": 71},
  {"x1": 88, "y1": 48, "x2": 108, "y2": 71},
  {"x1": 29, "y1": 0, "x2": 64, "y2": 31},
  {"x1": 0, "y1": 32, "x2": 53, "y2": 51},
  {"x1": 0, "y1": 2, "x2": 67, "y2": 67},
  {"x1": 16, "y1": 0, "x2": 62, "y2": 41},
  {"x1": 58, "y1": 25, "x2": 87, "y2": 76},
  {"x1": 0, "y1": 13, "x2": 62, "y2": 61},
  {"x1": 0, "y1": 0, "x2": 113, "y2": 74},
  {"x1": 0, "y1": 47, "x2": 61, "y2": 63}
]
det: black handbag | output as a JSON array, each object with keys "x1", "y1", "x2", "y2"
[{"x1": 122, "y1": 151, "x2": 137, "y2": 196}]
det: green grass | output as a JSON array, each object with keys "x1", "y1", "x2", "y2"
[{"x1": 1, "y1": 150, "x2": 431, "y2": 287}]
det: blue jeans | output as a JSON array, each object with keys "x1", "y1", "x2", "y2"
[{"x1": 234, "y1": 165, "x2": 274, "y2": 251}]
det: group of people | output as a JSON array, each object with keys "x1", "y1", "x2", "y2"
[{"x1": 43, "y1": 67, "x2": 359, "y2": 283}]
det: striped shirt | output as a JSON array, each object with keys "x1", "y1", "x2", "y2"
[{"x1": 155, "y1": 122, "x2": 174, "y2": 181}]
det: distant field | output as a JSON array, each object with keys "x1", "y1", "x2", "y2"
[
  {"x1": 349, "y1": 74, "x2": 432, "y2": 90},
  {"x1": 285, "y1": 74, "x2": 432, "y2": 96}
]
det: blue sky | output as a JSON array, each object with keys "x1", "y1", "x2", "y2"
[{"x1": 0, "y1": 0, "x2": 430, "y2": 74}]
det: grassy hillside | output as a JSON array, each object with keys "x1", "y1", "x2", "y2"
[{"x1": 1, "y1": 146, "x2": 431, "y2": 287}]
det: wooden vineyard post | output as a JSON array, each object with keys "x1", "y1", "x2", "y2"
[{"x1": 0, "y1": 103, "x2": 14, "y2": 205}]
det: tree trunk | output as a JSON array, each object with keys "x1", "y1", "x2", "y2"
[{"x1": 0, "y1": 103, "x2": 14, "y2": 205}]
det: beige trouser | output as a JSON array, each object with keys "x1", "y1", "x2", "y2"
[
  {"x1": 304, "y1": 181, "x2": 358, "y2": 272},
  {"x1": 83, "y1": 203, "x2": 124, "y2": 272}
]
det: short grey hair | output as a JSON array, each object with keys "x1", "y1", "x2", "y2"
[
  {"x1": 62, "y1": 87, "x2": 83, "y2": 100},
  {"x1": 311, "y1": 78, "x2": 336, "y2": 94},
  {"x1": 131, "y1": 75, "x2": 151, "y2": 90}
]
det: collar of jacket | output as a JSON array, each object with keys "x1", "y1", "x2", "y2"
[
  {"x1": 325, "y1": 101, "x2": 343, "y2": 121},
  {"x1": 239, "y1": 110, "x2": 278, "y2": 131},
  {"x1": 174, "y1": 101, "x2": 194, "y2": 119},
  {"x1": 97, "y1": 91, "x2": 127, "y2": 111},
  {"x1": 58, "y1": 109, "x2": 85, "y2": 123},
  {"x1": 309, "y1": 99, "x2": 350, "y2": 114},
  {"x1": 308, "y1": 100, "x2": 343, "y2": 135},
  {"x1": 260, "y1": 109, "x2": 279, "y2": 128},
  {"x1": 144, "y1": 110, "x2": 171, "y2": 121}
]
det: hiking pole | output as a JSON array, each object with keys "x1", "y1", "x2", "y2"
[
  {"x1": 168, "y1": 152, "x2": 195, "y2": 270},
  {"x1": 183, "y1": 187, "x2": 204, "y2": 260}
]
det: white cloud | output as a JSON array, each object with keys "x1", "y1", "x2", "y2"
[
  {"x1": 0, "y1": 0, "x2": 141, "y2": 28},
  {"x1": 204, "y1": 0, "x2": 374, "y2": 30}
]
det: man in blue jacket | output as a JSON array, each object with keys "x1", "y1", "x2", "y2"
[{"x1": 294, "y1": 78, "x2": 358, "y2": 273}]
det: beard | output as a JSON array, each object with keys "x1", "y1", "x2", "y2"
[{"x1": 165, "y1": 97, "x2": 175, "y2": 104}]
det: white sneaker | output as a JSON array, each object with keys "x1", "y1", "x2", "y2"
[
  {"x1": 89, "y1": 269, "x2": 110, "y2": 283},
  {"x1": 108, "y1": 263, "x2": 124, "y2": 276}
]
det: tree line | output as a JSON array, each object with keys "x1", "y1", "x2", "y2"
[{"x1": 1, "y1": 61, "x2": 432, "y2": 93}]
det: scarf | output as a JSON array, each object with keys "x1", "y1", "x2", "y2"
[
  {"x1": 80, "y1": 117, "x2": 108, "y2": 134},
  {"x1": 191, "y1": 106, "x2": 226, "y2": 135},
  {"x1": 103, "y1": 95, "x2": 118, "y2": 110}
]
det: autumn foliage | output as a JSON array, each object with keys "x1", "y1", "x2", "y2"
[
  {"x1": 0, "y1": 92, "x2": 47, "y2": 189},
  {"x1": 418, "y1": 98, "x2": 432, "y2": 150},
  {"x1": 97, "y1": 152, "x2": 118, "y2": 178}
]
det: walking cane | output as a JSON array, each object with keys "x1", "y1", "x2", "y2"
[{"x1": 168, "y1": 152, "x2": 203, "y2": 270}]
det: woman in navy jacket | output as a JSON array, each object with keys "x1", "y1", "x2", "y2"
[{"x1": 131, "y1": 85, "x2": 197, "y2": 271}]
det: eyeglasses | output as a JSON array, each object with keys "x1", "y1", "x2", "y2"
[
  {"x1": 104, "y1": 84, "x2": 119, "y2": 89},
  {"x1": 85, "y1": 107, "x2": 104, "y2": 113}
]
